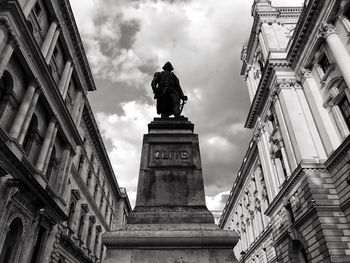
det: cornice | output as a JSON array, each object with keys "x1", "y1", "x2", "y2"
[
  {"x1": 287, "y1": 0, "x2": 326, "y2": 68},
  {"x1": 219, "y1": 139, "x2": 258, "y2": 227},
  {"x1": 57, "y1": 0, "x2": 96, "y2": 92},
  {"x1": 82, "y1": 102, "x2": 123, "y2": 200},
  {"x1": 244, "y1": 62, "x2": 273, "y2": 129}
]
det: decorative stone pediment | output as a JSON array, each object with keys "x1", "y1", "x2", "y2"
[
  {"x1": 71, "y1": 189, "x2": 81, "y2": 201},
  {"x1": 89, "y1": 215, "x2": 96, "y2": 223},
  {"x1": 81, "y1": 204, "x2": 89, "y2": 213}
]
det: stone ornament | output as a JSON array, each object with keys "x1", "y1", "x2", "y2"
[{"x1": 317, "y1": 22, "x2": 337, "y2": 39}]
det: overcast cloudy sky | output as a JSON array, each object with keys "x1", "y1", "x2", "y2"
[{"x1": 70, "y1": 0, "x2": 302, "y2": 211}]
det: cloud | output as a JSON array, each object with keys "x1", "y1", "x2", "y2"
[
  {"x1": 206, "y1": 191, "x2": 230, "y2": 211},
  {"x1": 70, "y1": 0, "x2": 302, "y2": 211},
  {"x1": 96, "y1": 101, "x2": 155, "y2": 195}
]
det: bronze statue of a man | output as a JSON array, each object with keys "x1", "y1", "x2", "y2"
[{"x1": 151, "y1": 62, "x2": 188, "y2": 118}]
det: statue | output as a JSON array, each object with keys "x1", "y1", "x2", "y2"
[{"x1": 151, "y1": 62, "x2": 188, "y2": 118}]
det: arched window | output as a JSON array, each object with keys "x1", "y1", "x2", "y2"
[
  {"x1": 0, "y1": 217, "x2": 23, "y2": 263},
  {"x1": 22, "y1": 114, "x2": 39, "y2": 156},
  {"x1": 46, "y1": 146, "x2": 59, "y2": 183},
  {"x1": 0, "y1": 71, "x2": 14, "y2": 124}
]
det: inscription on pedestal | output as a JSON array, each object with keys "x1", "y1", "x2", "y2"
[{"x1": 149, "y1": 144, "x2": 193, "y2": 167}]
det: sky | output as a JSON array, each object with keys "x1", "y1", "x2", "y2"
[{"x1": 70, "y1": 0, "x2": 302, "y2": 212}]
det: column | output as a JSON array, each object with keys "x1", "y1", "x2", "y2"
[
  {"x1": 318, "y1": 22, "x2": 350, "y2": 89},
  {"x1": 276, "y1": 80, "x2": 322, "y2": 161},
  {"x1": 23, "y1": 0, "x2": 38, "y2": 18},
  {"x1": 18, "y1": 88, "x2": 41, "y2": 144},
  {"x1": 9, "y1": 80, "x2": 39, "y2": 139},
  {"x1": 45, "y1": 29, "x2": 60, "y2": 63},
  {"x1": 36, "y1": 117, "x2": 57, "y2": 171},
  {"x1": 58, "y1": 60, "x2": 73, "y2": 97},
  {"x1": 41, "y1": 20, "x2": 58, "y2": 58}
]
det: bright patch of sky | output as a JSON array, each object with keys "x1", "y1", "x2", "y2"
[{"x1": 70, "y1": 0, "x2": 304, "y2": 212}]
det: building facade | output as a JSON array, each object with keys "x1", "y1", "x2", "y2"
[
  {"x1": 220, "y1": 0, "x2": 350, "y2": 262},
  {"x1": 0, "y1": 0, "x2": 131, "y2": 263}
]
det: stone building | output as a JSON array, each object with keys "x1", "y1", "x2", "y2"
[
  {"x1": 0, "y1": 0, "x2": 131, "y2": 263},
  {"x1": 220, "y1": 0, "x2": 350, "y2": 262}
]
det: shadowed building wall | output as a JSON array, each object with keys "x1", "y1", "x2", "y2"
[
  {"x1": 0, "y1": 1, "x2": 131, "y2": 263},
  {"x1": 220, "y1": 0, "x2": 350, "y2": 263}
]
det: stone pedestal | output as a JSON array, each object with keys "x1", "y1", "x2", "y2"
[{"x1": 103, "y1": 118, "x2": 239, "y2": 263}]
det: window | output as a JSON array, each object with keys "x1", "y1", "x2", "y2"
[
  {"x1": 100, "y1": 197, "x2": 104, "y2": 209},
  {"x1": 86, "y1": 222, "x2": 93, "y2": 249},
  {"x1": 78, "y1": 154, "x2": 85, "y2": 172},
  {"x1": 46, "y1": 146, "x2": 58, "y2": 183},
  {"x1": 22, "y1": 114, "x2": 39, "y2": 156},
  {"x1": 67, "y1": 201, "x2": 76, "y2": 229},
  {"x1": 0, "y1": 218, "x2": 23, "y2": 263},
  {"x1": 33, "y1": 2, "x2": 42, "y2": 17},
  {"x1": 86, "y1": 170, "x2": 92, "y2": 188},
  {"x1": 30, "y1": 227, "x2": 47, "y2": 263},
  {"x1": 77, "y1": 211, "x2": 86, "y2": 240},
  {"x1": 338, "y1": 95, "x2": 350, "y2": 128},
  {"x1": 344, "y1": 5, "x2": 350, "y2": 21},
  {"x1": 93, "y1": 228, "x2": 101, "y2": 255},
  {"x1": 319, "y1": 53, "x2": 331, "y2": 75},
  {"x1": 94, "y1": 184, "x2": 98, "y2": 200}
]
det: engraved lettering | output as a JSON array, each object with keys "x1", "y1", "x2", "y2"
[
  {"x1": 154, "y1": 151, "x2": 161, "y2": 159},
  {"x1": 181, "y1": 151, "x2": 188, "y2": 159}
]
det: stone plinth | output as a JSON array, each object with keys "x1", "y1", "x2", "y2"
[{"x1": 103, "y1": 118, "x2": 238, "y2": 263}]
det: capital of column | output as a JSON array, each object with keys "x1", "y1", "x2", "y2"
[
  {"x1": 270, "y1": 82, "x2": 281, "y2": 99},
  {"x1": 49, "y1": 115, "x2": 59, "y2": 128},
  {"x1": 317, "y1": 22, "x2": 337, "y2": 39},
  {"x1": 0, "y1": 18, "x2": 12, "y2": 36},
  {"x1": 296, "y1": 67, "x2": 313, "y2": 82}
]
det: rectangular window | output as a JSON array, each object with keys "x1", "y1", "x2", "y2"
[
  {"x1": 339, "y1": 96, "x2": 350, "y2": 128},
  {"x1": 319, "y1": 53, "x2": 331, "y2": 75},
  {"x1": 30, "y1": 227, "x2": 47, "y2": 263},
  {"x1": 34, "y1": 2, "x2": 42, "y2": 18}
]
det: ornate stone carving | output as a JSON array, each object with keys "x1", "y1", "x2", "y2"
[
  {"x1": 317, "y1": 22, "x2": 337, "y2": 39},
  {"x1": 296, "y1": 67, "x2": 312, "y2": 82}
]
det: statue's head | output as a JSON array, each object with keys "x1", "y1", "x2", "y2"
[{"x1": 162, "y1": 61, "x2": 174, "y2": 71}]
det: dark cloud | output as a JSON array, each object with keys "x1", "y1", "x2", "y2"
[{"x1": 119, "y1": 20, "x2": 141, "y2": 50}]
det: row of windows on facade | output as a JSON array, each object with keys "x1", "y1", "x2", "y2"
[
  {"x1": 0, "y1": 67, "x2": 115, "y2": 226},
  {"x1": 0, "y1": 214, "x2": 104, "y2": 263},
  {"x1": 229, "y1": 161, "x2": 308, "y2": 263},
  {"x1": 1, "y1": 0, "x2": 116, "y2": 223},
  {"x1": 67, "y1": 191, "x2": 106, "y2": 261}
]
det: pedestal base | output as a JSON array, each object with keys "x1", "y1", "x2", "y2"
[{"x1": 103, "y1": 224, "x2": 239, "y2": 263}]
